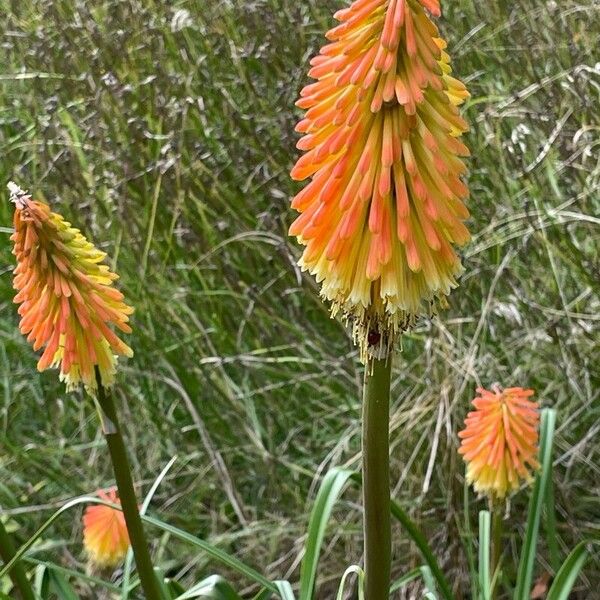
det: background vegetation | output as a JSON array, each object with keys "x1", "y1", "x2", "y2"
[{"x1": 0, "y1": 0, "x2": 598, "y2": 597}]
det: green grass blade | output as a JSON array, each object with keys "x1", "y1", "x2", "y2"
[
  {"x1": 47, "y1": 570, "x2": 79, "y2": 600},
  {"x1": 514, "y1": 408, "x2": 557, "y2": 600},
  {"x1": 299, "y1": 467, "x2": 354, "y2": 600},
  {"x1": 544, "y1": 472, "x2": 561, "y2": 574},
  {"x1": 390, "y1": 567, "x2": 421, "y2": 593},
  {"x1": 141, "y1": 514, "x2": 276, "y2": 593},
  {"x1": 389, "y1": 498, "x2": 454, "y2": 600},
  {"x1": 274, "y1": 581, "x2": 296, "y2": 600},
  {"x1": 546, "y1": 540, "x2": 598, "y2": 600},
  {"x1": 23, "y1": 557, "x2": 120, "y2": 593},
  {"x1": 421, "y1": 566, "x2": 439, "y2": 600},
  {"x1": 463, "y1": 481, "x2": 478, "y2": 599},
  {"x1": 478, "y1": 511, "x2": 491, "y2": 600},
  {"x1": 335, "y1": 565, "x2": 364, "y2": 600},
  {"x1": 0, "y1": 496, "x2": 277, "y2": 595},
  {"x1": 122, "y1": 456, "x2": 178, "y2": 600},
  {"x1": 250, "y1": 589, "x2": 272, "y2": 600},
  {"x1": 175, "y1": 575, "x2": 242, "y2": 599}
]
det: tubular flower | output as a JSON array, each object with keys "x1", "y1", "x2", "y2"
[
  {"x1": 290, "y1": 0, "x2": 470, "y2": 359},
  {"x1": 9, "y1": 182, "x2": 133, "y2": 394},
  {"x1": 83, "y1": 489, "x2": 130, "y2": 567},
  {"x1": 458, "y1": 387, "x2": 540, "y2": 499}
]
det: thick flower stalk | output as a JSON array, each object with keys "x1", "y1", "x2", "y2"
[
  {"x1": 459, "y1": 386, "x2": 540, "y2": 499},
  {"x1": 290, "y1": 0, "x2": 470, "y2": 360},
  {"x1": 83, "y1": 489, "x2": 130, "y2": 568},
  {"x1": 9, "y1": 182, "x2": 162, "y2": 600},
  {"x1": 9, "y1": 182, "x2": 133, "y2": 393}
]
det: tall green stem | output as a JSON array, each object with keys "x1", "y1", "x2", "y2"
[
  {"x1": 0, "y1": 519, "x2": 35, "y2": 600},
  {"x1": 362, "y1": 355, "x2": 392, "y2": 600},
  {"x1": 95, "y1": 371, "x2": 162, "y2": 600}
]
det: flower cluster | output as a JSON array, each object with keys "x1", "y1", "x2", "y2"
[
  {"x1": 9, "y1": 183, "x2": 133, "y2": 393},
  {"x1": 83, "y1": 489, "x2": 130, "y2": 567},
  {"x1": 290, "y1": 0, "x2": 470, "y2": 359},
  {"x1": 459, "y1": 386, "x2": 540, "y2": 499}
]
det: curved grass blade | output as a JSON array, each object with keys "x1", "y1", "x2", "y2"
[
  {"x1": 274, "y1": 580, "x2": 296, "y2": 600},
  {"x1": 478, "y1": 511, "x2": 491, "y2": 600},
  {"x1": 546, "y1": 540, "x2": 598, "y2": 600},
  {"x1": 421, "y1": 565, "x2": 439, "y2": 600},
  {"x1": 335, "y1": 565, "x2": 364, "y2": 600},
  {"x1": 23, "y1": 557, "x2": 120, "y2": 593},
  {"x1": 175, "y1": 575, "x2": 242, "y2": 599},
  {"x1": 299, "y1": 467, "x2": 354, "y2": 600},
  {"x1": 122, "y1": 456, "x2": 178, "y2": 600},
  {"x1": 389, "y1": 498, "x2": 454, "y2": 600},
  {"x1": 514, "y1": 408, "x2": 556, "y2": 600},
  {"x1": 0, "y1": 497, "x2": 277, "y2": 595},
  {"x1": 390, "y1": 567, "x2": 421, "y2": 593}
]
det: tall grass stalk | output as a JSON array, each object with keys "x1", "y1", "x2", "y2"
[
  {"x1": 362, "y1": 356, "x2": 392, "y2": 600},
  {"x1": 0, "y1": 519, "x2": 35, "y2": 600},
  {"x1": 94, "y1": 369, "x2": 161, "y2": 600}
]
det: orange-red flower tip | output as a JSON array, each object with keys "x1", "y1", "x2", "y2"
[
  {"x1": 459, "y1": 386, "x2": 540, "y2": 500},
  {"x1": 289, "y1": 0, "x2": 471, "y2": 361},
  {"x1": 83, "y1": 489, "x2": 130, "y2": 568},
  {"x1": 9, "y1": 182, "x2": 134, "y2": 395}
]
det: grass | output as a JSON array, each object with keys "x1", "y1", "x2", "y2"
[{"x1": 0, "y1": 0, "x2": 598, "y2": 597}]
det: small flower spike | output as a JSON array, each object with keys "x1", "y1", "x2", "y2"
[
  {"x1": 9, "y1": 182, "x2": 133, "y2": 394},
  {"x1": 459, "y1": 386, "x2": 540, "y2": 499},
  {"x1": 83, "y1": 489, "x2": 130, "y2": 567}
]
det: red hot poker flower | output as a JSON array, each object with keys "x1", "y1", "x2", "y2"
[
  {"x1": 83, "y1": 489, "x2": 130, "y2": 567},
  {"x1": 459, "y1": 386, "x2": 540, "y2": 499},
  {"x1": 289, "y1": 0, "x2": 470, "y2": 360},
  {"x1": 9, "y1": 182, "x2": 133, "y2": 394}
]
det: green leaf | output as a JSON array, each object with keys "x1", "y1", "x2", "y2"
[
  {"x1": 478, "y1": 511, "x2": 491, "y2": 600},
  {"x1": 389, "y1": 498, "x2": 454, "y2": 600},
  {"x1": 23, "y1": 557, "x2": 120, "y2": 593},
  {"x1": 544, "y1": 470, "x2": 561, "y2": 574},
  {"x1": 274, "y1": 580, "x2": 296, "y2": 600},
  {"x1": 0, "y1": 496, "x2": 277, "y2": 595},
  {"x1": 514, "y1": 408, "x2": 556, "y2": 600},
  {"x1": 141, "y1": 514, "x2": 276, "y2": 593},
  {"x1": 335, "y1": 565, "x2": 364, "y2": 600},
  {"x1": 250, "y1": 589, "x2": 273, "y2": 600},
  {"x1": 175, "y1": 575, "x2": 242, "y2": 599},
  {"x1": 47, "y1": 570, "x2": 78, "y2": 600},
  {"x1": 122, "y1": 456, "x2": 178, "y2": 600},
  {"x1": 421, "y1": 565, "x2": 439, "y2": 600},
  {"x1": 298, "y1": 467, "x2": 354, "y2": 600},
  {"x1": 33, "y1": 563, "x2": 49, "y2": 598},
  {"x1": 546, "y1": 540, "x2": 598, "y2": 600},
  {"x1": 390, "y1": 568, "x2": 421, "y2": 593}
]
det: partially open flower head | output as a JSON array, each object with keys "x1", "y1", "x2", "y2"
[
  {"x1": 83, "y1": 488, "x2": 130, "y2": 568},
  {"x1": 290, "y1": 0, "x2": 470, "y2": 360},
  {"x1": 9, "y1": 182, "x2": 133, "y2": 394},
  {"x1": 459, "y1": 386, "x2": 540, "y2": 500}
]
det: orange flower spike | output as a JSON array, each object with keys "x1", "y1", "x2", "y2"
[
  {"x1": 290, "y1": 0, "x2": 471, "y2": 360},
  {"x1": 83, "y1": 489, "x2": 130, "y2": 567},
  {"x1": 458, "y1": 386, "x2": 540, "y2": 499},
  {"x1": 9, "y1": 182, "x2": 133, "y2": 394}
]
